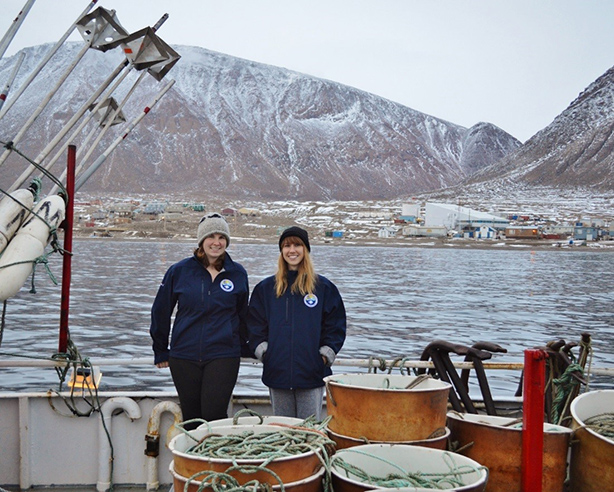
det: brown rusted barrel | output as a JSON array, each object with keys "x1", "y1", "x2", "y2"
[
  {"x1": 447, "y1": 412, "x2": 572, "y2": 492},
  {"x1": 569, "y1": 390, "x2": 614, "y2": 492},
  {"x1": 330, "y1": 443, "x2": 488, "y2": 492},
  {"x1": 169, "y1": 424, "x2": 323, "y2": 485},
  {"x1": 324, "y1": 373, "x2": 451, "y2": 441},
  {"x1": 170, "y1": 460, "x2": 325, "y2": 492},
  {"x1": 326, "y1": 425, "x2": 449, "y2": 450}
]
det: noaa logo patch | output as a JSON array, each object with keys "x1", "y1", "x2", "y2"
[
  {"x1": 304, "y1": 294, "x2": 318, "y2": 308},
  {"x1": 220, "y1": 279, "x2": 234, "y2": 292}
]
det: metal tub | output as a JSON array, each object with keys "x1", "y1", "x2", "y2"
[
  {"x1": 324, "y1": 374, "x2": 451, "y2": 441},
  {"x1": 569, "y1": 390, "x2": 614, "y2": 492},
  {"x1": 330, "y1": 443, "x2": 488, "y2": 492},
  {"x1": 169, "y1": 424, "x2": 323, "y2": 485},
  {"x1": 447, "y1": 412, "x2": 572, "y2": 492}
]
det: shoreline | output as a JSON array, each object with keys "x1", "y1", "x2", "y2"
[{"x1": 67, "y1": 229, "x2": 614, "y2": 252}]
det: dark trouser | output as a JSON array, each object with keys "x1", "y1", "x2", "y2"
[{"x1": 169, "y1": 357, "x2": 240, "y2": 428}]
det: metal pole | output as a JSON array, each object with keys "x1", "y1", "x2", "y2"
[
  {"x1": 522, "y1": 349, "x2": 547, "y2": 492},
  {"x1": 0, "y1": 0, "x2": 36, "y2": 60},
  {"x1": 0, "y1": 0, "x2": 97, "y2": 120},
  {"x1": 77, "y1": 70, "x2": 147, "y2": 174},
  {"x1": 0, "y1": 51, "x2": 25, "y2": 111},
  {"x1": 58, "y1": 145, "x2": 76, "y2": 354},
  {"x1": 75, "y1": 79, "x2": 175, "y2": 191},
  {"x1": 8, "y1": 59, "x2": 130, "y2": 192},
  {"x1": 0, "y1": 41, "x2": 92, "y2": 171},
  {"x1": 44, "y1": 62, "x2": 133, "y2": 194}
]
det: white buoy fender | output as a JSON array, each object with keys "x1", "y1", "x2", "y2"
[
  {"x1": 0, "y1": 195, "x2": 65, "y2": 301},
  {"x1": 0, "y1": 189, "x2": 35, "y2": 254}
]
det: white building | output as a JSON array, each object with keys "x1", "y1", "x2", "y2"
[{"x1": 425, "y1": 203, "x2": 509, "y2": 230}]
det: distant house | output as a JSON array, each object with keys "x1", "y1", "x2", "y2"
[
  {"x1": 574, "y1": 226, "x2": 598, "y2": 241},
  {"x1": 474, "y1": 226, "x2": 497, "y2": 239},
  {"x1": 238, "y1": 208, "x2": 260, "y2": 217},
  {"x1": 143, "y1": 202, "x2": 167, "y2": 215},
  {"x1": 92, "y1": 209, "x2": 107, "y2": 220},
  {"x1": 505, "y1": 226, "x2": 540, "y2": 239},
  {"x1": 378, "y1": 227, "x2": 397, "y2": 238},
  {"x1": 166, "y1": 204, "x2": 184, "y2": 214},
  {"x1": 222, "y1": 208, "x2": 238, "y2": 217},
  {"x1": 402, "y1": 225, "x2": 447, "y2": 238},
  {"x1": 109, "y1": 203, "x2": 133, "y2": 218}
]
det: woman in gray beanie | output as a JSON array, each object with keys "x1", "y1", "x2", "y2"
[
  {"x1": 150, "y1": 213, "x2": 250, "y2": 428},
  {"x1": 248, "y1": 226, "x2": 346, "y2": 420}
]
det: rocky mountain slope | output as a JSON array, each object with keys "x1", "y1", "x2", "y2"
[
  {"x1": 466, "y1": 67, "x2": 614, "y2": 191},
  {"x1": 0, "y1": 43, "x2": 520, "y2": 200}
]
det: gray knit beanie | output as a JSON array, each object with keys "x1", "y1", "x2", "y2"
[{"x1": 197, "y1": 213, "x2": 230, "y2": 246}]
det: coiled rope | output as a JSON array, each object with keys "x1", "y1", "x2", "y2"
[
  {"x1": 175, "y1": 418, "x2": 334, "y2": 492},
  {"x1": 583, "y1": 413, "x2": 614, "y2": 439},
  {"x1": 550, "y1": 362, "x2": 584, "y2": 425},
  {"x1": 332, "y1": 448, "x2": 487, "y2": 490},
  {"x1": 182, "y1": 465, "x2": 286, "y2": 492}
]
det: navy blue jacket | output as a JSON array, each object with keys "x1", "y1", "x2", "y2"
[
  {"x1": 248, "y1": 272, "x2": 347, "y2": 389},
  {"x1": 150, "y1": 253, "x2": 249, "y2": 365}
]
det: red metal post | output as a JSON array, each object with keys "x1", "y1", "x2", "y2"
[
  {"x1": 58, "y1": 145, "x2": 76, "y2": 353},
  {"x1": 522, "y1": 348, "x2": 548, "y2": 492}
]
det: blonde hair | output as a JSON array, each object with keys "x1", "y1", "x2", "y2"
[{"x1": 275, "y1": 237, "x2": 317, "y2": 297}]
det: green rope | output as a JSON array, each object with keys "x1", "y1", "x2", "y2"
[
  {"x1": 182, "y1": 465, "x2": 286, "y2": 492},
  {"x1": 367, "y1": 356, "x2": 387, "y2": 373},
  {"x1": 332, "y1": 448, "x2": 487, "y2": 490},
  {"x1": 550, "y1": 362, "x2": 584, "y2": 425}
]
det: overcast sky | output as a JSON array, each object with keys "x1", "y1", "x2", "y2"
[{"x1": 3, "y1": 0, "x2": 614, "y2": 142}]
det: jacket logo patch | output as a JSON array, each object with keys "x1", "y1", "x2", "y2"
[
  {"x1": 304, "y1": 293, "x2": 318, "y2": 307},
  {"x1": 220, "y1": 279, "x2": 234, "y2": 292}
]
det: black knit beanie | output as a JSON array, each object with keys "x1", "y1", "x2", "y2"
[{"x1": 278, "y1": 226, "x2": 311, "y2": 252}]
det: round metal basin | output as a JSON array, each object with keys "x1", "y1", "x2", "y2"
[
  {"x1": 169, "y1": 424, "x2": 323, "y2": 485},
  {"x1": 330, "y1": 443, "x2": 488, "y2": 492},
  {"x1": 570, "y1": 390, "x2": 614, "y2": 492},
  {"x1": 447, "y1": 412, "x2": 572, "y2": 492},
  {"x1": 324, "y1": 373, "x2": 451, "y2": 441}
]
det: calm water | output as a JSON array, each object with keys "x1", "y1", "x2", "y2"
[{"x1": 1, "y1": 239, "x2": 613, "y2": 396}]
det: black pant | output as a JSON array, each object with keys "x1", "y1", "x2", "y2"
[{"x1": 169, "y1": 357, "x2": 240, "y2": 428}]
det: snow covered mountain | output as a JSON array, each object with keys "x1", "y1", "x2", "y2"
[
  {"x1": 466, "y1": 67, "x2": 614, "y2": 191},
  {"x1": 0, "y1": 43, "x2": 520, "y2": 200}
]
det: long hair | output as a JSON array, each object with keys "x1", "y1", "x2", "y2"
[
  {"x1": 194, "y1": 245, "x2": 225, "y2": 271},
  {"x1": 275, "y1": 236, "x2": 317, "y2": 297}
]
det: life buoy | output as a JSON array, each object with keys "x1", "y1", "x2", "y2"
[
  {"x1": 0, "y1": 195, "x2": 66, "y2": 301},
  {"x1": 0, "y1": 188, "x2": 35, "y2": 254}
]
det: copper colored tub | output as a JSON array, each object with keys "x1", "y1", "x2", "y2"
[
  {"x1": 327, "y1": 425, "x2": 449, "y2": 450},
  {"x1": 569, "y1": 390, "x2": 614, "y2": 492},
  {"x1": 331, "y1": 443, "x2": 488, "y2": 492},
  {"x1": 324, "y1": 374, "x2": 451, "y2": 441},
  {"x1": 169, "y1": 424, "x2": 323, "y2": 485},
  {"x1": 170, "y1": 461, "x2": 325, "y2": 492},
  {"x1": 447, "y1": 412, "x2": 572, "y2": 492}
]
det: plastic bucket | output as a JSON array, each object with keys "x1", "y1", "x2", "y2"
[
  {"x1": 324, "y1": 374, "x2": 451, "y2": 441},
  {"x1": 330, "y1": 443, "x2": 488, "y2": 492},
  {"x1": 447, "y1": 412, "x2": 572, "y2": 492},
  {"x1": 169, "y1": 424, "x2": 323, "y2": 484},
  {"x1": 569, "y1": 390, "x2": 614, "y2": 492}
]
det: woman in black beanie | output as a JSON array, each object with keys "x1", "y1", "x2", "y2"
[{"x1": 248, "y1": 226, "x2": 346, "y2": 420}]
